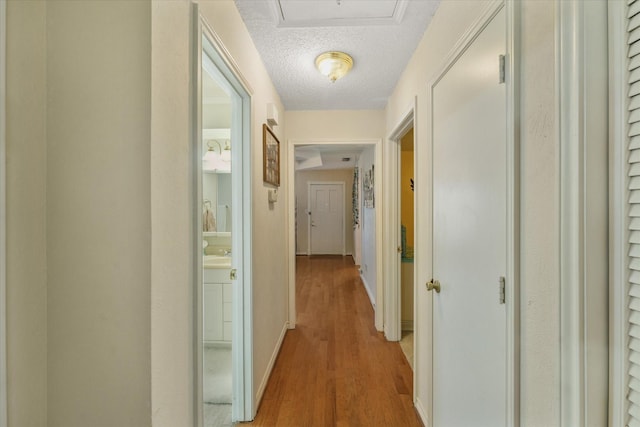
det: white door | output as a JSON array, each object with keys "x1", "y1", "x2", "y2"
[
  {"x1": 431, "y1": 8, "x2": 507, "y2": 427},
  {"x1": 309, "y1": 183, "x2": 344, "y2": 255}
]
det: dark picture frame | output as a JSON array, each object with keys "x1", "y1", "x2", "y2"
[
  {"x1": 263, "y1": 124, "x2": 280, "y2": 187},
  {"x1": 363, "y1": 165, "x2": 375, "y2": 208}
]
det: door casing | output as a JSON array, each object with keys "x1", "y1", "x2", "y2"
[
  {"x1": 386, "y1": 101, "x2": 417, "y2": 345},
  {"x1": 0, "y1": 1, "x2": 7, "y2": 425}
]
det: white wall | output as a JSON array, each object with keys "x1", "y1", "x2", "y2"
[
  {"x1": 385, "y1": 0, "x2": 561, "y2": 424},
  {"x1": 6, "y1": 1, "x2": 48, "y2": 425},
  {"x1": 295, "y1": 169, "x2": 354, "y2": 255},
  {"x1": 358, "y1": 147, "x2": 377, "y2": 305}
]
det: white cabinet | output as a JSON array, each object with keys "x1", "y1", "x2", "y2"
[
  {"x1": 222, "y1": 283, "x2": 232, "y2": 341},
  {"x1": 204, "y1": 283, "x2": 223, "y2": 341},
  {"x1": 204, "y1": 268, "x2": 232, "y2": 343}
]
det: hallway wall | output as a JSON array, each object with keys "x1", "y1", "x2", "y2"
[
  {"x1": 47, "y1": 1, "x2": 152, "y2": 426},
  {"x1": 8, "y1": 1, "x2": 153, "y2": 426},
  {"x1": 386, "y1": 0, "x2": 560, "y2": 424},
  {"x1": 285, "y1": 110, "x2": 385, "y2": 140},
  {"x1": 358, "y1": 146, "x2": 377, "y2": 306},
  {"x1": 6, "y1": 1, "x2": 48, "y2": 425}
]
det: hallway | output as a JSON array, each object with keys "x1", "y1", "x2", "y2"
[{"x1": 245, "y1": 256, "x2": 421, "y2": 427}]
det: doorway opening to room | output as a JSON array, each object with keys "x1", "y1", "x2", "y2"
[
  {"x1": 287, "y1": 140, "x2": 383, "y2": 330},
  {"x1": 193, "y1": 6, "x2": 254, "y2": 426},
  {"x1": 398, "y1": 128, "x2": 415, "y2": 370}
]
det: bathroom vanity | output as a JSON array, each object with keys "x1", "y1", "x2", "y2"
[{"x1": 204, "y1": 265, "x2": 232, "y2": 343}]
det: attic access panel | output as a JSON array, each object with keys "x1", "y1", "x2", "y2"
[{"x1": 276, "y1": 0, "x2": 408, "y2": 27}]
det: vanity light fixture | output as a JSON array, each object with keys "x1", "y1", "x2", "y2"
[
  {"x1": 203, "y1": 140, "x2": 231, "y2": 172},
  {"x1": 315, "y1": 51, "x2": 353, "y2": 83},
  {"x1": 220, "y1": 140, "x2": 231, "y2": 163},
  {"x1": 203, "y1": 140, "x2": 223, "y2": 161}
]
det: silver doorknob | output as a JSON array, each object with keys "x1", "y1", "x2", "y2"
[{"x1": 426, "y1": 279, "x2": 441, "y2": 293}]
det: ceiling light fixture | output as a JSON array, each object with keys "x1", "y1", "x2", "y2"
[{"x1": 315, "y1": 51, "x2": 353, "y2": 83}]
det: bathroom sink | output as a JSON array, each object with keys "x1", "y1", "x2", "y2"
[{"x1": 203, "y1": 255, "x2": 231, "y2": 269}]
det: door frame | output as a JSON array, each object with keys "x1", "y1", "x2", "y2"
[
  {"x1": 608, "y1": 0, "x2": 628, "y2": 425},
  {"x1": 307, "y1": 181, "x2": 346, "y2": 256},
  {"x1": 386, "y1": 100, "x2": 416, "y2": 344},
  {"x1": 422, "y1": 1, "x2": 519, "y2": 424},
  {"x1": 557, "y1": 1, "x2": 609, "y2": 425},
  {"x1": 287, "y1": 139, "x2": 383, "y2": 330},
  {"x1": 193, "y1": 5, "x2": 254, "y2": 423},
  {"x1": 0, "y1": 1, "x2": 7, "y2": 425}
]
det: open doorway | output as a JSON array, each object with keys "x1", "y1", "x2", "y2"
[
  {"x1": 194, "y1": 7, "x2": 253, "y2": 426},
  {"x1": 398, "y1": 128, "x2": 415, "y2": 370},
  {"x1": 287, "y1": 140, "x2": 383, "y2": 330}
]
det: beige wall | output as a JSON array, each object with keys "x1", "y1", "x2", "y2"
[
  {"x1": 150, "y1": 2, "x2": 193, "y2": 425},
  {"x1": 285, "y1": 110, "x2": 385, "y2": 140},
  {"x1": 46, "y1": 1, "x2": 152, "y2": 426},
  {"x1": 295, "y1": 169, "x2": 355, "y2": 255},
  {"x1": 6, "y1": 1, "x2": 48, "y2": 425},
  {"x1": 8, "y1": 1, "x2": 153, "y2": 426},
  {"x1": 518, "y1": 2, "x2": 559, "y2": 424},
  {"x1": 386, "y1": 0, "x2": 561, "y2": 424}
]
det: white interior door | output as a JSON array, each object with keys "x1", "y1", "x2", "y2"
[
  {"x1": 309, "y1": 182, "x2": 344, "y2": 255},
  {"x1": 431, "y1": 8, "x2": 507, "y2": 427}
]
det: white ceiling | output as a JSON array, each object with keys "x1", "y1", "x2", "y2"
[{"x1": 234, "y1": 0, "x2": 440, "y2": 110}]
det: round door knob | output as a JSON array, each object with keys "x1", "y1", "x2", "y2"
[{"x1": 426, "y1": 279, "x2": 441, "y2": 293}]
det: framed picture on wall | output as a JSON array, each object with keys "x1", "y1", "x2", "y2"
[
  {"x1": 363, "y1": 165, "x2": 375, "y2": 208},
  {"x1": 263, "y1": 123, "x2": 280, "y2": 187}
]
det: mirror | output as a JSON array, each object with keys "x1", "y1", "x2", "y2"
[{"x1": 202, "y1": 52, "x2": 232, "y2": 234}]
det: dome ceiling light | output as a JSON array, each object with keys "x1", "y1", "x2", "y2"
[{"x1": 315, "y1": 51, "x2": 353, "y2": 83}]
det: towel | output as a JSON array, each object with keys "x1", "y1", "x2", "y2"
[{"x1": 203, "y1": 209, "x2": 216, "y2": 232}]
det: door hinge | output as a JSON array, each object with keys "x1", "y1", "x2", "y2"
[
  {"x1": 498, "y1": 54, "x2": 506, "y2": 84},
  {"x1": 499, "y1": 276, "x2": 506, "y2": 304}
]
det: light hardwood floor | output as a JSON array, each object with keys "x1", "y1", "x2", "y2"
[{"x1": 243, "y1": 255, "x2": 422, "y2": 427}]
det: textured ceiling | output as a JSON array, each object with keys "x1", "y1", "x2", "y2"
[{"x1": 235, "y1": 0, "x2": 440, "y2": 110}]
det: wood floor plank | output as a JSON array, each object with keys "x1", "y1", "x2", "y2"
[{"x1": 243, "y1": 256, "x2": 423, "y2": 427}]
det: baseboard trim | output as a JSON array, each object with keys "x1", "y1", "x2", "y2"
[
  {"x1": 401, "y1": 320, "x2": 414, "y2": 331},
  {"x1": 360, "y1": 274, "x2": 375, "y2": 308},
  {"x1": 255, "y1": 321, "x2": 288, "y2": 408},
  {"x1": 415, "y1": 396, "x2": 429, "y2": 426}
]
